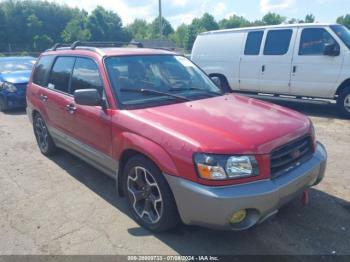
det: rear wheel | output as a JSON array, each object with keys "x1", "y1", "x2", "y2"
[
  {"x1": 123, "y1": 155, "x2": 180, "y2": 232},
  {"x1": 337, "y1": 88, "x2": 350, "y2": 119},
  {"x1": 33, "y1": 114, "x2": 57, "y2": 156}
]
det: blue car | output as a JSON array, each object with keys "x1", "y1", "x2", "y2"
[{"x1": 0, "y1": 57, "x2": 36, "y2": 111}]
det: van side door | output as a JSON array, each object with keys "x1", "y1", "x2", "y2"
[
  {"x1": 259, "y1": 28, "x2": 296, "y2": 94},
  {"x1": 290, "y1": 27, "x2": 343, "y2": 98},
  {"x1": 239, "y1": 30, "x2": 264, "y2": 92}
]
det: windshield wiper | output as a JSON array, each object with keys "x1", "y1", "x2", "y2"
[
  {"x1": 170, "y1": 87, "x2": 223, "y2": 96},
  {"x1": 120, "y1": 88, "x2": 192, "y2": 102}
]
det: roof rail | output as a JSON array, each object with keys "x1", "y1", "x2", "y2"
[{"x1": 48, "y1": 41, "x2": 144, "y2": 53}]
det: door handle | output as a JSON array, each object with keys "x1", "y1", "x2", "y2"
[
  {"x1": 65, "y1": 104, "x2": 77, "y2": 114},
  {"x1": 293, "y1": 66, "x2": 297, "y2": 73},
  {"x1": 262, "y1": 65, "x2": 265, "y2": 73},
  {"x1": 39, "y1": 94, "x2": 48, "y2": 102}
]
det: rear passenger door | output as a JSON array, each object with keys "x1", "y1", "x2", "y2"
[
  {"x1": 259, "y1": 29, "x2": 296, "y2": 94},
  {"x1": 239, "y1": 30, "x2": 264, "y2": 92},
  {"x1": 45, "y1": 56, "x2": 76, "y2": 136}
]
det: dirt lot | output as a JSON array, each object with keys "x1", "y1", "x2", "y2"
[{"x1": 0, "y1": 98, "x2": 349, "y2": 255}]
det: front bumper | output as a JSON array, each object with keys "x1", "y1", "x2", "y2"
[
  {"x1": 0, "y1": 90, "x2": 26, "y2": 109},
  {"x1": 165, "y1": 142, "x2": 327, "y2": 230}
]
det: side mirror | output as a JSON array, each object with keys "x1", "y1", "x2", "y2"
[
  {"x1": 210, "y1": 76, "x2": 222, "y2": 88},
  {"x1": 74, "y1": 89, "x2": 102, "y2": 106},
  {"x1": 324, "y1": 43, "x2": 340, "y2": 56}
]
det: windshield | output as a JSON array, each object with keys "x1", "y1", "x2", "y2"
[
  {"x1": 0, "y1": 58, "x2": 36, "y2": 73},
  {"x1": 105, "y1": 55, "x2": 223, "y2": 109},
  {"x1": 330, "y1": 25, "x2": 350, "y2": 49}
]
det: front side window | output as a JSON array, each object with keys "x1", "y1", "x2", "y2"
[
  {"x1": 70, "y1": 58, "x2": 103, "y2": 95},
  {"x1": 330, "y1": 24, "x2": 350, "y2": 49},
  {"x1": 33, "y1": 55, "x2": 54, "y2": 87},
  {"x1": 299, "y1": 28, "x2": 338, "y2": 55},
  {"x1": 244, "y1": 31, "x2": 264, "y2": 55},
  {"x1": 48, "y1": 57, "x2": 75, "y2": 93},
  {"x1": 105, "y1": 55, "x2": 223, "y2": 109},
  {"x1": 264, "y1": 29, "x2": 293, "y2": 55}
]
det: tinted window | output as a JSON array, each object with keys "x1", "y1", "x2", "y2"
[
  {"x1": 48, "y1": 57, "x2": 75, "y2": 93},
  {"x1": 244, "y1": 31, "x2": 264, "y2": 55},
  {"x1": 330, "y1": 25, "x2": 350, "y2": 49},
  {"x1": 70, "y1": 58, "x2": 103, "y2": 95},
  {"x1": 33, "y1": 56, "x2": 54, "y2": 86},
  {"x1": 300, "y1": 28, "x2": 338, "y2": 55},
  {"x1": 264, "y1": 29, "x2": 293, "y2": 55}
]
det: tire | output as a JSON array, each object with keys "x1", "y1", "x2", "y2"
[
  {"x1": 33, "y1": 114, "x2": 58, "y2": 156},
  {"x1": 337, "y1": 87, "x2": 350, "y2": 119},
  {"x1": 123, "y1": 155, "x2": 180, "y2": 232},
  {"x1": 0, "y1": 97, "x2": 8, "y2": 112},
  {"x1": 216, "y1": 75, "x2": 232, "y2": 93}
]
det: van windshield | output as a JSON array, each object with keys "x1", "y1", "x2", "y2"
[
  {"x1": 330, "y1": 25, "x2": 350, "y2": 49},
  {"x1": 105, "y1": 55, "x2": 223, "y2": 109}
]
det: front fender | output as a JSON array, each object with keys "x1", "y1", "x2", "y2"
[{"x1": 114, "y1": 132, "x2": 179, "y2": 177}]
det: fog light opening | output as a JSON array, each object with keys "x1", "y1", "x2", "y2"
[{"x1": 229, "y1": 209, "x2": 247, "y2": 224}]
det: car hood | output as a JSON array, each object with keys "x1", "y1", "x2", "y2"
[
  {"x1": 121, "y1": 94, "x2": 311, "y2": 154},
  {"x1": 0, "y1": 70, "x2": 31, "y2": 84}
]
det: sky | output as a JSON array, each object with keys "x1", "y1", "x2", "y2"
[{"x1": 57, "y1": 0, "x2": 350, "y2": 28}]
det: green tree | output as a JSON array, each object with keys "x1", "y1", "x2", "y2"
[
  {"x1": 199, "y1": 13, "x2": 219, "y2": 31},
  {"x1": 262, "y1": 12, "x2": 286, "y2": 25},
  {"x1": 304, "y1": 14, "x2": 315, "y2": 23},
  {"x1": 127, "y1": 19, "x2": 150, "y2": 40},
  {"x1": 149, "y1": 17, "x2": 174, "y2": 39},
  {"x1": 62, "y1": 12, "x2": 91, "y2": 42},
  {"x1": 219, "y1": 15, "x2": 250, "y2": 29},
  {"x1": 33, "y1": 34, "x2": 53, "y2": 51},
  {"x1": 337, "y1": 14, "x2": 350, "y2": 29},
  {"x1": 171, "y1": 23, "x2": 188, "y2": 48},
  {"x1": 87, "y1": 6, "x2": 130, "y2": 42}
]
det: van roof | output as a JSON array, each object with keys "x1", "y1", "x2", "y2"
[{"x1": 199, "y1": 23, "x2": 340, "y2": 36}]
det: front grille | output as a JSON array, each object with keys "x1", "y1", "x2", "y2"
[{"x1": 270, "y1": 135, "x2": 313, "y2": 178}]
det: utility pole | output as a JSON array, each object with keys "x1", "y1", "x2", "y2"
[{"x1": 158, "y1": 0, "x2": 162, "y2": 39}]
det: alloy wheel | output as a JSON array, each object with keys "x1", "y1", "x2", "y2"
[
  {"x1": 127, "y1": 166, "x2": 163, "y2": 224},
  {"x1": 34, "y1": 116, "x2": 49, "y2": 152}
]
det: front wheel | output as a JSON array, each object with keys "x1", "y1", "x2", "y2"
[
  {"x1": 337, "y1": 88, "x2": 350, "y2": 119},
  {"x1": 123, "y1": 155, "x2": 180, "y2": 232}
]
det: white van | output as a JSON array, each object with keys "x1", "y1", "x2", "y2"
[{"x1": 191, "y1": 23, "x2": 350, "y2": 118}]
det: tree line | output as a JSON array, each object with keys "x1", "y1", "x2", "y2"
[{"x1": 0, "y1": 0, "x2": 350, "y2": 54}]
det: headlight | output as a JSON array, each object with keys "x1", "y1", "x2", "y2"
[
  {"x1": 2, "y1": 82, "x2": 17, "y2": 93},
  {"x1": 194, "y1": 153, "x2": 259, "y2": 180}
]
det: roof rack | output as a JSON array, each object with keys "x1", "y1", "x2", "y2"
[{"x1": 47, "y1": 41, "x2": 144, "y2": 53}]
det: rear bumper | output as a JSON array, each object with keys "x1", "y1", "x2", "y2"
[{"x1": 165, "y1": 142, "x2": 327, "y2": 230}]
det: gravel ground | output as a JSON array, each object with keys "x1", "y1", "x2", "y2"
[{"x1": 0, "y1": 98, "x2": 349, "y2": 255}]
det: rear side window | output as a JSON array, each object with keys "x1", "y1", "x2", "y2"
[
  {"x1": 299, "y1": 28, "x2": 338, "y2": 55},
  {"x1": 33, "y1": 55, "x2": 55, "y2": 87},
  {"x1": 244, "y1": 31, "x2": 264, "y2": 55},
  {"x1": 70, "y1": 58, "x2": 103, "y2": 95},
  {"x1": 264, "y1": 29, "x2": 293, "y2": 55},
  {"x1": 48, "y1": 57, "x2": 75, "y2": 93}
]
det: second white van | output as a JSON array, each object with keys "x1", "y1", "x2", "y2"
[{"x1": 191, "y1": 23, "x2": 350, "y2": 118}]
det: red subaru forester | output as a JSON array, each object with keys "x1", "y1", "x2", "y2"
[{"x1": 27, "y1": 42, "x2": 327, "y2": 232}]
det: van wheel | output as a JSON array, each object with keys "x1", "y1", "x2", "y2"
[
  {"x1": 337, "y1": 88, "x2": 350, "y2": 119},
  {"x1": 123, "y1": 155, "x2": 180, "y2": 232},
  {"x1": 215, "y1": 75, "x2": 232, "y2": 93},
  {"x1": 33, "y1": 114, "x2": 57, "y2": 156}
]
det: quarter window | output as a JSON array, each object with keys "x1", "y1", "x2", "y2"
[
  {"x1": 244, "y1": 31, "x2": 264, "y2": 55},
  {"x1": 33, "y1": 55, "x2": 55, "y2": 87},
  {"x1": 48, "y1": 57, "x2": 75, "y2": 93},
  {"x1": 299, "y1": 28, "x2": 338, "y2": 55},
  {"x1": 264, "y1": 29, "x2": 293, "y2": 55},
  {"x1": 70, "y1": 58, "x2": 103, "y2": 95}
]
